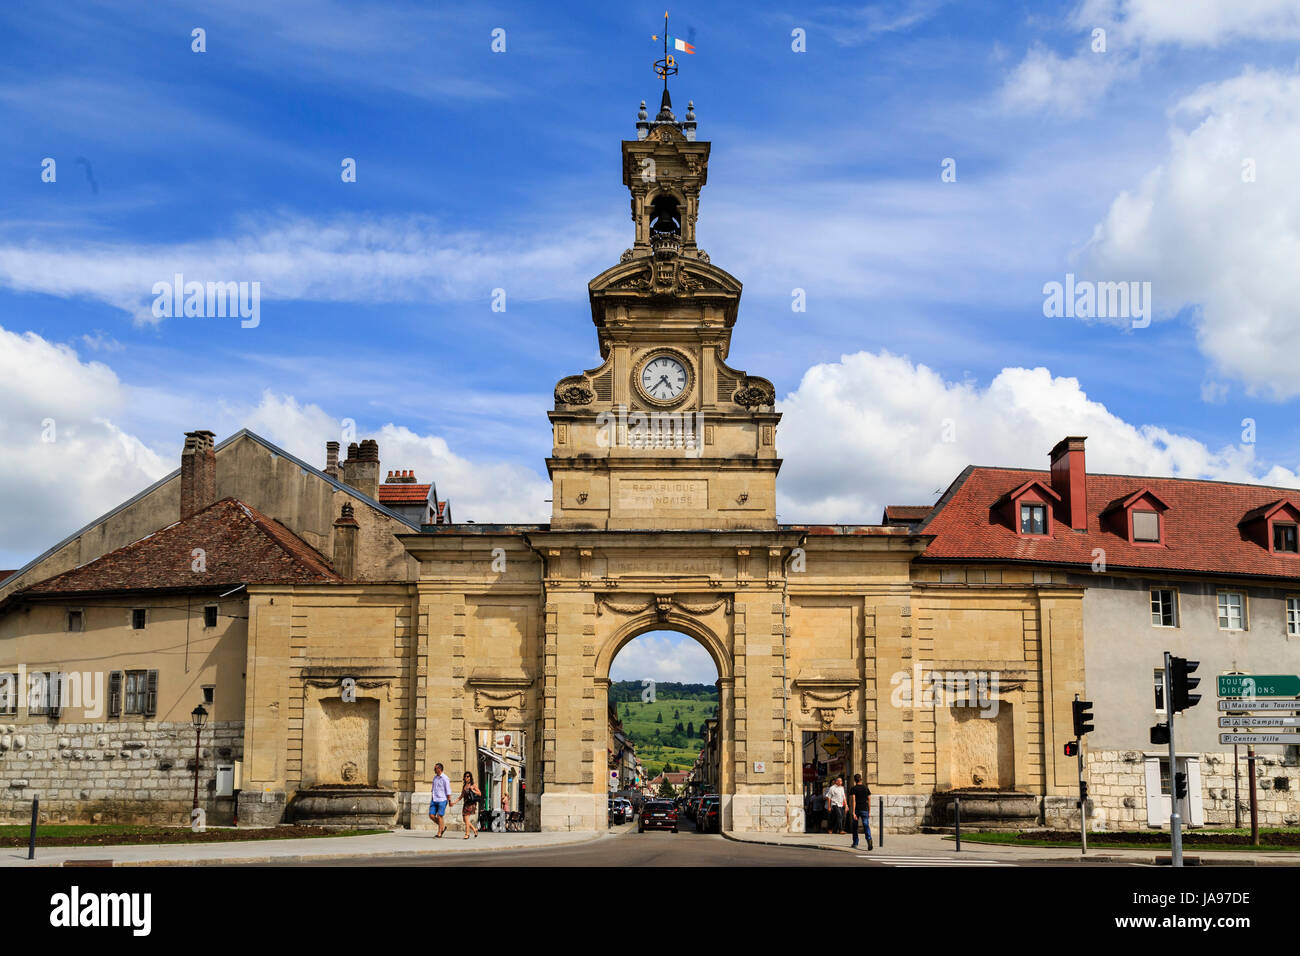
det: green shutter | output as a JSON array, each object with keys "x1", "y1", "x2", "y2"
[{"x1": 145, "y1": 670, "x2": 158, "y2": 716}]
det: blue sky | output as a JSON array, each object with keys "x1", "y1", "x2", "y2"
[{"x1": 6, "y1": 1, "x2": 1300, "y2": 686}]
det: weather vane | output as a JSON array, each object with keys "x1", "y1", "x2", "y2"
[{"x1": 650, "y1": 11, "x2": 694, "y2": 95}]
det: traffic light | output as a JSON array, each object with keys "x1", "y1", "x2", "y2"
[
  {"x1": 1072, "y1": 699, "x2": 1095, "y2": 737},
  {"x1": 1150, "y1": 723, "x2": 1170, "y2": 745},
  {"x1": 1079, "y1": 780, "x2": 1089, "y2": 801},
  {"x1": 1174, "y1": 772, "x2": 1188, "y2": 800},
  {"x1": 1063, "y1": 741, "x2": 1078, "y2": 757},
  {"x1": 1169, "y1": 657, "x2": 1201, "y2": 712}
]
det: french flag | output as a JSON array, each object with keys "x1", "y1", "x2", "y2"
[{"x1": 669, "y1": 35, "x2": 695, "y2": 54}]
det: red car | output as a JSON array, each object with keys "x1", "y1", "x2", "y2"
[{"x1": 638, "y1": 799, "x2": 678, "y2": 833}]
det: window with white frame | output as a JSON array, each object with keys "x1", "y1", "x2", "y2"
[
  {"x1": 1218, "y1": 591, "x2": 1246, "y2": 630},
  {"x1": 1153, "y1": 668, "x2": 1166, "y2": 712},
  {"x1": 1287, "y1": 597, "x2": 1300, "y2": 637},
  {"x1": 1151, "y1": 589, "x2": 1177, "y2": 627}
]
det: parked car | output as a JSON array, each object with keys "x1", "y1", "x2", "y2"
[
  {"x1": 638, "y1": 799, "x2": 678, "y2": 833},
  {"x1": 617, "y1": 798, "x2": 634, "y2": 821},
  {"x1": 697, "y1": 795, "x2": 720, "y2": 833},
  {"x1": 608, "y1": 796, "x2": 629, "y2": 827}
]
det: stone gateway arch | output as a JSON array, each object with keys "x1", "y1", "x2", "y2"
[
  {"x1": 220, "y1": 91, "x2": 1083, "y2": 837},
  {"x1": 398, "y1": 92, "x2": 933, "y2": 833}
]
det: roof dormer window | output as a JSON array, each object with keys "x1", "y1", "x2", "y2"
[
  {"x1": 1274, "y1": 522, "x2": 1298, "y2": 553},
  {"x1": 996, "y1": 478, "x2": 1059, "y2": 538},
  {"x1": 1133, "y1": 510, "x2": 1160, "y2": 543},
  {"x1": 1101, "y1": 488, "x2": 1169, "y2": 546},
  {"x1": 1020, "y1": 503, "x2": 1047, "y2": 536}
]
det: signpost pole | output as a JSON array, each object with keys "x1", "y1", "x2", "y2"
[
  {"x1": 1164, "y1": 651, "x2": 1183, "y2": 868},
  {"x1": 1248, "y1": 745, "x2": 1259, "y2": 846},
  {"x1": 1233, "y1": 743, "x2": 1240, "y2": 829}
]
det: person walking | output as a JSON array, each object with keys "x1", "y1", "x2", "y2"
[
  {"x1": 825, "y1": 776, "x2": 847, "y2": 834},
  {"x1": 428, "y1": 762, "x2": 452, "y2": 838},
  {"x1": 848, "y1": 772, "x2": 873, "y2": 850},
  {"x1": 449, "y1": 770, "x2": 481, "y2": 839}
]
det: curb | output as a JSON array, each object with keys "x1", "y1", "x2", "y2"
[{"x1": 17, "y1": 831, "x2": 611, "y2": 868}]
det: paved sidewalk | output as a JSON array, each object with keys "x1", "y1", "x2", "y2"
[
  {"x1": 723, "y1": 829, "x2": 1300, "y2": 866},
  {"x1": 2, "y1": 827, "x2": 607, "y2": 868}
]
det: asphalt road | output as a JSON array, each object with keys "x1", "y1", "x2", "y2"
[
  {"x1": 285, "y1": 814, "x2": 856, "y2": 867},
  {"x1": 269, "y1": 815, "x2": 1057, "y2": 867}
]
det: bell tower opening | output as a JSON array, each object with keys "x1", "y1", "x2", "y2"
[{"x1": 649, "y1": 193, "x2": 681, "y2": 238}]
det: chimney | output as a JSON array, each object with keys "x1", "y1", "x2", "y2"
[
  {"x1": 332, "y1": 502, "x2": 359, "y2": 579},
  {"x1": 180, "y1": 430, "x2": 217, "y2": 520},
  {"x1": 350, "y1": 439, "x2": 380, "y2": 499},
  {"x1": 325, "y1": 441, "x2": 340, "y2": 480},
  {"x1": 1049, "y1": 436, "x2": 1088, "y2": 531}
]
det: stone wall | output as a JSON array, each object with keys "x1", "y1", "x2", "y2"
[
  {"x1": 0, "y1": 719, "x2": 243, "y2": 825},
  {"x1": 1086, "y1": 749, "x2": 1300, "y2": 830}
]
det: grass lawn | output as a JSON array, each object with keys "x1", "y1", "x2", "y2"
[
  {"x1": 0, "y1": 824, "x2": 386, "y2": 848},
  {"x1": 955, "y1": 827, "x2": 1300, "y2": 852}
]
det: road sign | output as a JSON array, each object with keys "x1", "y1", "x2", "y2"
[
  {"x1": 1217, "y1": 674, "x2": 1300, "y2": 698},
  {"x1": 1218, "y1": 699, "x2": 1300, "y2": 711},
  {"x1": 1219, "y1": 732, "x2": 1300, "y2": 745},
  {"x1": 820, "y1": 733, "x2": 841, "y2": 757},
  {"x1": 1219, "y1": 716, "x2": 1300, "y2": 728}
]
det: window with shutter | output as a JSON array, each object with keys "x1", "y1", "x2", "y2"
[
  {"x1": 108, "y1": 671, "x2": 122, "y2": 717},
  {"x1": 145, "y1": 670, "x2": 158, "y2": 716},
  {"x1": 48, "y1": 671, "x2": 61, "y2": 717}
]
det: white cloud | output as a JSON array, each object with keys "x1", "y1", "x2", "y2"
[
  {"x1": 776, "y1": 350, "x2": 1300, "y2": 522},
  {"x1": 1082, "y1": 69, "x2": 1300, "y2": 398},
  {"x1": 236, "y1": 391, "x2": 551, "y2": 524},
  {"x1": 609, "y1": 631, "x2": 719, "y2": 685},
  {"x1": 999, "y1": 45, "x2": 1131, "y2": 117},
  {"x1": 0, "y1": 213, "x2": 618, "y2": 325},
  {"x1": 0, "y1": 326, "x2": 168, "y2": 568},
  {"x1": 1076, "y1": 0, "x2": 1300, "y2": 47}
]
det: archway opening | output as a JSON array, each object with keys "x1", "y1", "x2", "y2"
[{"x1": 606, "y1": 628, "x2": 721, "y2": 834}]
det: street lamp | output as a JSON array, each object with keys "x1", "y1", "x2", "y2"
[{"x1": 191, "y1": 704, "x2": 208, "y2": 811}]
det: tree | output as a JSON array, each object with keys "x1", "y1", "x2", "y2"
[
  {"x1": 657, "y1": 777, "x2": 676, "y2": 798},
  {"x1": 655, "y1": 711, "x2": 663, "y2": 724},
  {"x1": 686, "y1": 721, "x2": 695, "y2": 737}
]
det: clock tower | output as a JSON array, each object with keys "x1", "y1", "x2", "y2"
[{"x1": 548, "y1": 92, "x2": 780, "y2": 530}]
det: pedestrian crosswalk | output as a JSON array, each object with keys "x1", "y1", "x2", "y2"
[{"x1": 860, "y1": 854, "x2": 1016, "y2": 867}]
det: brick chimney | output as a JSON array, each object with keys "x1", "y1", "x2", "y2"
[
  {"x1": 332, "y1": 502, "x2": 359, "y2": 579},
  {"x1": 180, "y1": 430, "x2": 217, "y2": 520},
  {"x1": 325, "y1": 441, "x2": 340, "y2": 480},
  {"x1": 1049, "y1": 436, "x2": 1088, "y2": 531},
  {"x1": 351, "y1": 439, "x2": 380, "y2": 499}
]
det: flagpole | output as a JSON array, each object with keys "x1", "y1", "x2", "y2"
[{"x1": 663, "y1": 12, "x2": 669, "y2": 97}]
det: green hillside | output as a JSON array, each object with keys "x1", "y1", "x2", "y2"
[{"x1": 610, "y1": 683, "x2": 718, "y2": 778}]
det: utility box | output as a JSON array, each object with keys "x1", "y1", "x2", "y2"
[{"x1": 216, "y1": 764, "x2": 235, "y2": 797}]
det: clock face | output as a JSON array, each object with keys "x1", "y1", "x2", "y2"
[{"x1": 640, "y1": 354, "x2": 689, "y2": 402}]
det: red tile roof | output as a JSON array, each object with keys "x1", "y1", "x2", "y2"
[
  {"x1": 21, "y1": 498, "x2": 342, "y2": 594},
  {"x1": 882, "y1": 505, "x2": 933, "y2": 523},
  {"x1": 921, "y1": 467, "x2": 1300, "y2": 580},
  {"x1": 378, "y1": 483, "x2": 431, "y2": 504}
]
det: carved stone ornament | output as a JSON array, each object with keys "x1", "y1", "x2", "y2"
[
  {"x1": 596, "y1": 593, "x2": 733, "y2": 616},
  {"x1": 554, "y1": 377, "x2": 595, "y2": 405},
  {"x1": 800, "y1": 689, "x2": 855, "y2": 714},
  {"x1": 733, "y1": 377, "x2": 776, "y2": 408},
  {"x1": 619, "y1": 248, "x2": 635, "y2": 263},
  {"x1": 612, "y1": 268, "x2": 652, "y2": 291},
  {"x1": 576, "y1": 491, "x2": 589, "y2": 504}
]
